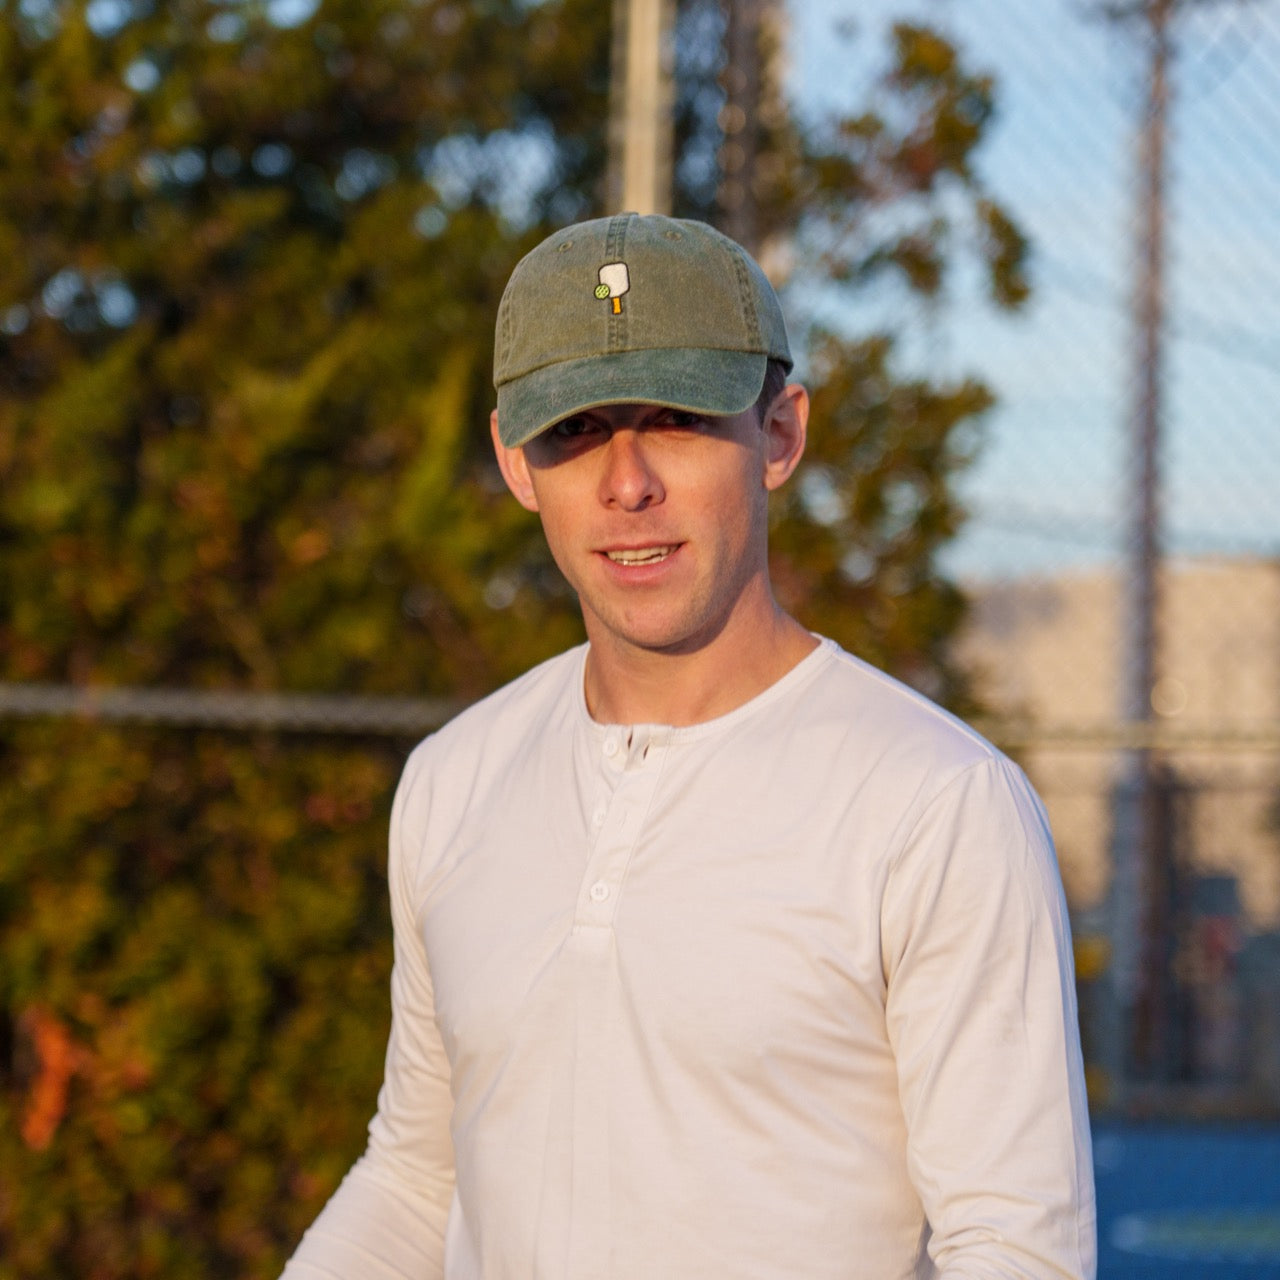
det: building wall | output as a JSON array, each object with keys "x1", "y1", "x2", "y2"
[{"x1": 957, "y1": 557, "x2": 1280, "y2": 929}]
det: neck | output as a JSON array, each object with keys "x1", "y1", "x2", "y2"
[{"x1": 581, "y1": 598, "x2": 818, "y2": 727}]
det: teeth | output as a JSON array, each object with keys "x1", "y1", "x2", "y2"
[{"x1": 606, "y1": 546, "x2": 676, "y2": 565}]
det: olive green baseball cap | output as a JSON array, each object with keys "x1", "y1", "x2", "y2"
[{"x1": 493, "y1": 212, "x2": 792, "y2": 448}]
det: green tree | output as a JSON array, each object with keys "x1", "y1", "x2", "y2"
[{"x1": 0, "y1": 3, "x2": 1026, "y2": 1275}]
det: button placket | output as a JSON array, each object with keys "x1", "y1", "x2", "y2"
[{"x1": 574, "y1": 728, "x2": 669, "y2": 930}]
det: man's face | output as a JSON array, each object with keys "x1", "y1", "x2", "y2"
[{"x1": 491, "y1": 392, "x2": 807, "y2": 660}]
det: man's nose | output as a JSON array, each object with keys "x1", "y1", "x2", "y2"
[{"x1": 598, "y1": 430, "x2": 664, "y2": 510}]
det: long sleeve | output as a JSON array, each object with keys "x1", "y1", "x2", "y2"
[
  {"x1": 881, "y1": 755, "x2": 1097, "y2": 1280},
  {"x1": 282, "y1": 747, "x2": 456, "y2": 1279}
]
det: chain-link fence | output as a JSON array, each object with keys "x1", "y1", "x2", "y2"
[
  {"x1": 801, "y1": 0, "x2": 1280, "y2": 1110},
  {"x1": 5, "y1": 0, "x2": 1278, "y2": 1117}
]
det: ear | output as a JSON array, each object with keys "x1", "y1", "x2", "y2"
[
  {"x1": 491, "y1": 410, "x2": 540, "y2": 512},
  {"x1": 761, "y1": 383, "x2": 809, "y2": 493}
]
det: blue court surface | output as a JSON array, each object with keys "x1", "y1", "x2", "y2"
[{"x1": 1093, "y1": 1122, "x2": 1280, "y2": 1278}]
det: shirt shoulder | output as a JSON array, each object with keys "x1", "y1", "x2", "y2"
[
  {"x1": 795, "y1": 637, "x2": 1001, "y2": 781},
  {"x1": 420, "y1": 643, "x2": 584, "y2": 758},
  {"x1": 799, "y1": 643, "x2": 1059, "y2": 924},
  {"x1": 666, "y1": 638, "x2": 1029, "y2": 877},
  {"x1": 391, "y1": 645, "x2": 585, "y2": 858}
]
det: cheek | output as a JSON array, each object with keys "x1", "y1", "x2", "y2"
[
  {"x1": 528, "y1": 489, "x2": 588, "y2": 581},
  {"x1": 702, "y1": 472, "x2": 767, "y2": 545}
]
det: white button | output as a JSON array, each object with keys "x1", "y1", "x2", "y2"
[
  {"x1": 602, "y1": 734, "x2": 620, "y2": 757},
  {"x1": 589, "y1": 881, "x2": 610, "y2": 902},
  {"x1": 592, "y1": 806, "x2": 608, "y2": 827}
]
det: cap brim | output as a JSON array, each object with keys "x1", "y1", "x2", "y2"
[{"x1": 495, "y1": 347, "x2": 770, "y2": 448}]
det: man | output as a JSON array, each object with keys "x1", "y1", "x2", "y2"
[{"x1": 282, "y1": 213, "x2": 1096, "y2": 1279}]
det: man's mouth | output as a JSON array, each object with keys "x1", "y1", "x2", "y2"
[{"x1": 603, "y1": 545, "x2": 679, "y2": 565}]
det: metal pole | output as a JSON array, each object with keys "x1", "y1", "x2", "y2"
[
  {"x1": 718, "y1": 0, "x2": 761, "y2": 252},
  {"x1": 1111, "y1": 0, "x2": 1172, "y2": 1097},
  {"x1": 608, "y1": 0, "x2": 675, "y2": 215},
  {"x1": 1128, "y1": 0, "x2": 1168, "y2": 737},
  {"x1": 1134, "y1": 0, "x2": 1173, "y2": 1083}
]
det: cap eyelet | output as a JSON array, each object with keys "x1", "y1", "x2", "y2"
[
  {"x1": 556, "y1": 240, "x2": 574, "y2": 252},
  {"x1": 663, "y1": 230, "x2": 682, "y2": 241}
]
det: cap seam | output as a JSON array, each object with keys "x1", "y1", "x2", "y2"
[
  {"x1": 605, "y1": 213, "x2": 629, "y2": 355},
  {"x1": 727, "y1": 245, "x2": 763, "y2": 349},
  {"x1": 496, "y1": 279, "x2": 513, "y2": 366}
]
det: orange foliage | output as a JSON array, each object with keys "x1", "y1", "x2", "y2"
[{"x1": 20, "y1": 1007, "x2": 81, "y2": 1152}]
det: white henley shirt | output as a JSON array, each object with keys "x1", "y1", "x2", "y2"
[{"x1": 282, "y1": 637, "x2": 1096, "y2": 1279}]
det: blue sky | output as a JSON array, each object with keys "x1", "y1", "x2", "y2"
[{"x1": 787, "y1": 0, "x2": 1280, "y2": 581}]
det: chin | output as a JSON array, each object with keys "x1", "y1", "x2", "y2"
[
  {"x1": 582, "y1": 593, "x2": 725, "y2": 656},
  {"x1": 608, "y1": 619, "x2": 720, "y2": 656}
]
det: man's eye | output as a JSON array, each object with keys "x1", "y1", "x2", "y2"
[
  {"x1": 657, "y1": 410, "x2": 703, "y2": 429},
  {"x1": 550, "y1": 416, "x2": 597, "y2": 439}
]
